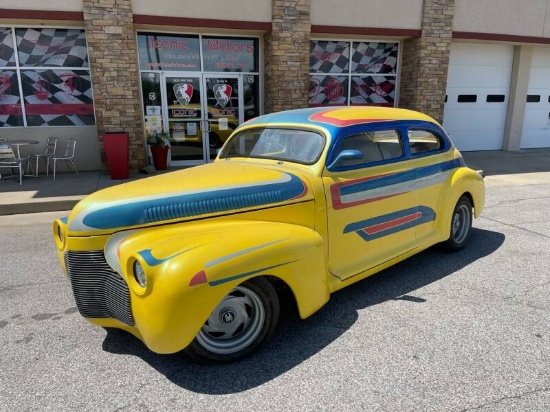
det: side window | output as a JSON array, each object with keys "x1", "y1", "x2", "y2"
[
  {"x1": 408, "y1": 130, "x2": 442, "y2": 155},
  {"x1": 337, "y1": 129, "x2": 403, "y2": 167}
]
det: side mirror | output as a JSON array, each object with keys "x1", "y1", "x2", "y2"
[{"x1": 327, "y1": 149, "x2": 364, "y2": 170}]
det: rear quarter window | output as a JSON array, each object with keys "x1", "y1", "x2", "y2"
[{"x1": 408, "y1": 130, "x2": 442, "y2": 155}]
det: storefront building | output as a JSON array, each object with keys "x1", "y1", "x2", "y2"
[{"x1": 1, "y1": 0, "x2": 550, "y2": 173}]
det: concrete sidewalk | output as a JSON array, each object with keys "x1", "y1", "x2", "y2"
[{"x1": 1, "y1": 149, "x2": 549, "y2": 216}]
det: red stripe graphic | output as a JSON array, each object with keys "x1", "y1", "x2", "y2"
[{"x1": 363, "y1": 212, "x2": 422, "y2": 235}]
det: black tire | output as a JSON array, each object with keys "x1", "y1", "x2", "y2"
[
  {"x1": 185, "y1": 277, "x2": 280, "y2": 363},
  {"x1": 442, "y1": 195, "x2": 473, "y2": 252}
]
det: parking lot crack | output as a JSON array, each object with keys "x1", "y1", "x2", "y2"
[
  {"x1": 480, "y1": 216, "x2": 550, "y2": 239},
  {"x1": 460, "y1": 387, "x2": 550, "y2": 411}
]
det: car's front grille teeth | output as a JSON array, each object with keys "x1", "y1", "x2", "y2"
[{"x1": 64, "y1": 250, "x2": 134, "y2": 326}]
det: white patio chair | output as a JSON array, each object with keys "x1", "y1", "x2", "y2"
[
  {"x1": 27, "y1": 137, "x2": 57, "y2": 177},
  {"x1": 50, "y1": 138, "x2": 78, "y2": 180},
  {"x1": 0, "y1": 144, "x2": 27, "y2": 185}
]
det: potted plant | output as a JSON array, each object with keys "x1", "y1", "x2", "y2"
[{"x1": 148, "y1": 131, "x2": 171, "y2": 170}]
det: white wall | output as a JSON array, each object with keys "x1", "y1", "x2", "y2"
[
  {"x1": 454, "y1": 0, "x2": 550, "y2": 38},
  {"x1": 132, "y1": 0, "x2": 271, "y2": 22},
  {"x1": 0, "y1": 0, "x2": 83, "y2": 11},
  {"x1": 311, "y1": 0, "x2": 422, "y2": 30}
]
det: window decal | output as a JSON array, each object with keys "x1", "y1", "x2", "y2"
[
  {"x1": 21, "y1": 70, "x2": 94, "y2": 126},
  {"x1": 350, "y1": 42, "x2": 398, "y2": 74},
  {"x1": 0, "y1": 70, "x2": 23, "y2": 127},
  {"x1": 137, "y1": 33, "x2": 201, "y2": 71},
  {"x1": 0, "y1": 28, "x2": 16, "y2": 67},
  {"x1": 16, "y1": 28, "x2": 89, "y2": 68},
  {"x1": 350, "y1": 76, "x2": 395, "y2": 107},
  {"x1": 310, "y1": 41, "x2": 350, "y2": 74},
  {"x1": 309, "y1": 75, "x2": 348, "y2": 106},
  {"x1": 202, "y1": 37, "x2": 258, "y2": 73}
]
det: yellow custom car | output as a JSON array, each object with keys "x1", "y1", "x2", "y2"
[{"x1": 53, "y1": 106, "x2": 485, "y2": 363}]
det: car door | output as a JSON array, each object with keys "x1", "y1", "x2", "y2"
[
  {"x1": 322, "y1": 126, "x2": 428, "y2": 281},
  {"x1": 405, "y1": 126, "x2": 454, "y2": 245}
]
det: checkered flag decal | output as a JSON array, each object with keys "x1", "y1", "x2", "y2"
[
  {"x1": 350, "y1": 76, "x2": 395, "y2": 107},
  {"x1": 21, "y1": 70, "x2": 94, "y2": 126},
  {"x1": 309, "y1": 75, "x2": 348, "y2": 106},
  {"x1": 0, "y1": 28, "x2": 16, "y2": 67},
  {"x1": 0, "y1": 70, "x2": 23, "y2": 127},
  {"x1": 310, "y1": 41, "x2": 350, "y2": 74},
  {"x1": 16, "y1": 28, "x2": 89, "y2": 68},
  {"x1": 351, "y1": 42, "x2": 398, "y2": 74}
]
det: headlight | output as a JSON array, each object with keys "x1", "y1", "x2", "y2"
[{"x1": 133, "y1": 260, "x2": 147, "y2": 288}]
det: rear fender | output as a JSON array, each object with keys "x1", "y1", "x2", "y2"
[{"x1": 437, "y1": 166, "x2": 485, "y2": 238}]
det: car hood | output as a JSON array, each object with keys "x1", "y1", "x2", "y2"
[{"x1": 66, "y1": 162, "x2": 312, "y2": 236}]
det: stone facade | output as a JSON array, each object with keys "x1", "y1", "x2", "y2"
[
  {"x1": 264, "y1": 0, "x2": 311, "y2": 113},
  {"x1": 399, "y1": 0, "x2": 455, "y2": 123},
  {"x1": 82, "y1": 0, "x2": 146, "y2": 173}
]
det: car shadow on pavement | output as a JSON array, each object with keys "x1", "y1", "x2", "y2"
[{"x1": 102, "y1": 227, "x2": 505, "y2": 394}]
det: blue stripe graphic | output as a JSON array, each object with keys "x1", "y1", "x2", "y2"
[
  {"x1": 81, "y1": 173, "x2": 305, "y2": 230},
  {"x1": 344, "y1": 206, "x2": 436, "y2": 241},
  {"x1": 340, "y1": 158, "x2": 463, "y2": 197}
]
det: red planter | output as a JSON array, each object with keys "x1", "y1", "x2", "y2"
[{"x1": 150, "y1": 145, "x2": 169, "y2": 170}]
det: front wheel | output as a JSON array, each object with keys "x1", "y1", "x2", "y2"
[
  {"x1": 185, "y1": 277, "x2": 280, "y2": 363},
  {"x1": 442, "y1": 195, "x2": 473, "y2": 251}
]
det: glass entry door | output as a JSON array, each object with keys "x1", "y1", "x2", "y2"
[
  {"x1": 161, "y1": 72, "x2": 243, "y2": 165},
  {"x1": 203, "y1": 75, "x2": 241, "y2": 160}
]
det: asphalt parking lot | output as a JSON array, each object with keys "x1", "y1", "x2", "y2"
[{"x1": 1, "y1": 161, "x2": 549, "y2": 411}]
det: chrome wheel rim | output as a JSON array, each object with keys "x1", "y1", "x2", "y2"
[
  {"x1": 452, "y1": 203, "x2": 471, "y2": 244},
  {"x1": 196, "y1": 286, "x2": 265, "y2": 355}
]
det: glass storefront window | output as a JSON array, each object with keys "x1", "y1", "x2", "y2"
[
  {"x1": 0, "y1": 27, "x2": 94, "y2": 127},
  {"x1": 310, "y1": 41, "x2": 350, "y2": 74},
  {"x1": 243, "y1": 75, "x2": 259, "y2": 120},
  {"x1": 0, "y1": 28, "x2": 16, "y2": 67},
  {"x1": 309, "y1": 75, "x2": 348, "y2": 107},
  {"x1": 309, "y1": 39, "x2": 398, "y2": 108},
  {"x1": 15, "y1": 28, "x2": 89, "y2": 68},
  {"x1": 202, "y1": 36, "x2": 258, "y2": 73},
  {"x1": 0, "y1": 70, "x2": 23, "y2": 126},
  {"x1": 137, "y1": 33, "x2": 201, "y2": 71},
  {"x1": 21, "y1": 69, "x2": 94, "y2": 126}
]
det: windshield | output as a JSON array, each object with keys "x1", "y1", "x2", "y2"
[{"x1": 219, "y1": 127, "x2": 325, "y2": 164}]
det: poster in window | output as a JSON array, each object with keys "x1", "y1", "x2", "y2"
[
  {"x1": 21, "y1": 70, "x2": 95, "y2": 126},
  {"x1": 0, "y1": 28, "x2": 16, "y2": 67},
  {"x1": 350, "y1": 76, "x2": 395, "y2": 107},
  {"x1": 0, "y1": 70, "x2": 23, "y2": 127},
  {"x1": 308, "y1": 75, "x2": 348, "y2": 106},
  {"x1": 310, "y1": 41, "x2": 350, "y2": 74},
  {"x1": 351, "y1": 42, "x2": 398, "y2": 74},
  {"x1": 15, "y1": 28, "x2": 89, "y2": 68}
]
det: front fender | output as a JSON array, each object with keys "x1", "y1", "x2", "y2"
[{"x1": 110, "y1": 220, "x2": 328, "y2": 354}]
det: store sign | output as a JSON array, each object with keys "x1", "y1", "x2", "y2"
[
  {"x1": 138, "y1": 34, "x2": 201, "y2": 71},
  {"x1": 202, "y1": 37, "x2": 258, "y2": 72}
]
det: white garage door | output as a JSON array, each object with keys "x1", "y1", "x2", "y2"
[
  {"x1": 443, "y1": 43, "x2": 514, "y2": 151},
  {"x1": 521, "y1": 47, "x2": 550, "y2": 149}
]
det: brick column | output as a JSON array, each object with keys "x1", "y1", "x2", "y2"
[
  {"x1": 83, "y1": 0, "x2": 146, "y2": 173},
  {"x1": 264, "y1": 0, "x2": 311, "y2": 113},
  {"x1": 399, "y1": 0, "x2": 454, "y2": 123}
]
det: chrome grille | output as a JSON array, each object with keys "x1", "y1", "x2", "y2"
[{"x1": 64, "y1": 250, "x2": 134, "y2": 326}]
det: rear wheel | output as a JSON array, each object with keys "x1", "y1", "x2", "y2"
[
  {"x1": 185, "y1": 277, "x2": 279, "y2": 363},
  {"x1": 443, "y1": 195, "x2": 473, "y2": 251}
]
